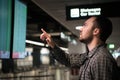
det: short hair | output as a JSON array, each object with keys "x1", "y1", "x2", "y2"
[{"x1": 94, "y1": 16, "x2": 113, "y2": 42}]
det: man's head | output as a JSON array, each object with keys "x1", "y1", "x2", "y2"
[{"x1": 79, "y1": 16, "x2": 113, "y2": 44}]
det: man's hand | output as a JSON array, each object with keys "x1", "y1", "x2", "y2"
[{"x1": 40, "y1": 28, "x2": 55, "y2": 48}]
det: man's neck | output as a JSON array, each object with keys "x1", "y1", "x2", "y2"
[{"x1": 87, "y1": 39, "x2": 103, "y2": 51}]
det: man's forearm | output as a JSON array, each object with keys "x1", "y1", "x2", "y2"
[{"x1": 51, "y1": 45, "x2": 71, "y2": 67}]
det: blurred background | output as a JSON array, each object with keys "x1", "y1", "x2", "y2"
[{"x1": 0, "y1": 0, "x2": 120, "y2": 80}]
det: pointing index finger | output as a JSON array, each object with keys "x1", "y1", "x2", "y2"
[
  {"x1": 41, "y1": 28, "x2": 47, "y2": 33},
  {"x1": 41, "y1": 28, "x2": 50, "y2": 38}
]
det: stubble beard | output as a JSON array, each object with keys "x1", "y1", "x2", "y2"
[{"x1": 79, "y1": 36, "x2": 93, "y2": 44}]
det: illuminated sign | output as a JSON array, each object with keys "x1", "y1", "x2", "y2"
[
  {"x1": 70, "y1": 8, "x2": 80, "y2": 18},
  {"x1": 80, "y1": 8, "x2": 101, "y2": 16},
  {"x1": 70, "y1": 8, "x2": 101, "y2": 18},
  {"x1": 66, "y1": 1, "x2": 120, "y2": 20}
]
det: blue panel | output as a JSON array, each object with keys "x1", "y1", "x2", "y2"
[
  {"x1": 13, "y1": 0, "x2": 27, "y2": 58},
  {"x1": 0, "y1": 0, "x2": 12, "y2": 58}
]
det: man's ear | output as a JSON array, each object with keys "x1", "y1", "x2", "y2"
[{"x1": 93, "y1": 28, "x2": 100, "y2": 35}]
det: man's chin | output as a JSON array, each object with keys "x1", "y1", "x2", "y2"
[{"x1": 79, "y1": 39, "x2": 85, "y2": 43}]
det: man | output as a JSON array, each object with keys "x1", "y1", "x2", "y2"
[{"x1": 40, "y1": 16, "x2": 119, "y2": 80}]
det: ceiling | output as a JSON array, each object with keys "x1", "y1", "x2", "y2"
[
  {"x1": 25, "y1": 0, "x2": 120, "y2": 48},
  {"x1": 26, "y1": 0, "x2": 72, "y2": 48}
]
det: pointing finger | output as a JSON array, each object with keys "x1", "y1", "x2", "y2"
[
  {"x1": 41, "y1": 28, "x2": 50, "y2": 37},
  {"x1": 41, "y1": 28, "x2": 47, "y2": 34}
]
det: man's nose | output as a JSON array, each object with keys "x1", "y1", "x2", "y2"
[{"x1": 79, "y1": 27, "x2": 83, "y2": 32}]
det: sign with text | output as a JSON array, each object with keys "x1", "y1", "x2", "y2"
[{"x1": 66, "y1": 1, "x2": 120, "y2": 20}]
